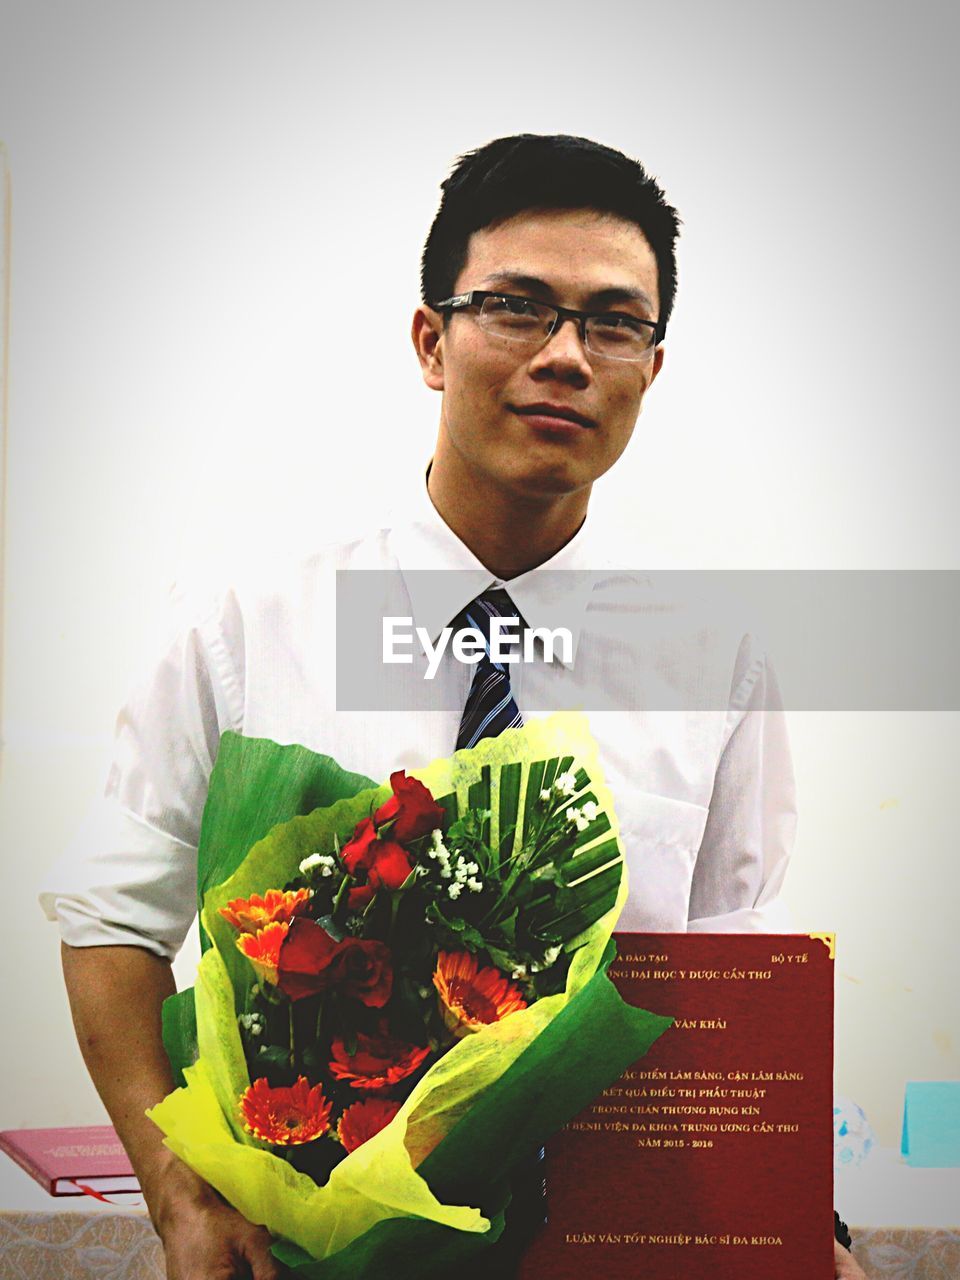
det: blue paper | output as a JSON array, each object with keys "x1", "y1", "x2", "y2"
[{"x1": 901, "y1": 1081, "x2": 960, "y2": 1167}]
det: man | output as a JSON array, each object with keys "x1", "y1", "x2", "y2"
[{"x1": 42, "y1": 134, "x2": 865, "y2": 1279}]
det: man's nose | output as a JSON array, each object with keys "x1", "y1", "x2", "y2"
[{"x1": 528, "y1": 316, "x2": 592, "y2": 380}]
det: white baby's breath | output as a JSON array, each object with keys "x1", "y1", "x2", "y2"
[
  {"x1": 300, "y1": 852, "x2": 336, "y2": 877},
  {"x1": 565, "y1": 806, "x2": 590, "y2": 833}
]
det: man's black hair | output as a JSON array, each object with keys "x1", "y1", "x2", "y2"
[{"x1": 420, "y1": 134, "x2": 681, "y2": 336}]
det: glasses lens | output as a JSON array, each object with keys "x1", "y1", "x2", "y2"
[
  {"x1": 585, "y1": 315, "x2": 657, "y2": 361},
  {"x1": 478, "y1": 295, "x2": 555, "y2": 344}
]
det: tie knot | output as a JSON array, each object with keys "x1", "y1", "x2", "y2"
[{"x1": 457, "y1": 590, "x2": 524, "y2": 650}]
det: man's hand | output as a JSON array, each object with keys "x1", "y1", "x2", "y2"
[
  {"x1": 835, "y1": 1238, "x2": 869, "y2": 1279},
  {"x1": 60, "y1": 943, "x2": 280, "y2": 1279},
  {"x1": 150, "y1": 1158, "x2": 279, "y2": 1280}
]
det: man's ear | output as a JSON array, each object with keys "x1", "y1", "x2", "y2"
[
  {"x1": 412, "y1": 306, "x2": 445, "y2": 391},
  {"x1": 636, "y1": 345, "x2": 665, "y2": 418}
]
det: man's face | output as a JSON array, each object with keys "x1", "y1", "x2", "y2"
[{"x1": 417, "y1": 207, "x2": 664, "y2": 501}]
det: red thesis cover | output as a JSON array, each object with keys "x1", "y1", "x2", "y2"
[
  {"x1": 0, "y1": 1124, "x2": 139, "y2": 1196},
  {"x1": 519, "y1": 932, "x2": 835, "y2": 1280}
]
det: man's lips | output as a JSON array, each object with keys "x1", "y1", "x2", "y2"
[{"x1": 511, "y1": 403, "x2": 598, "y2": 430}]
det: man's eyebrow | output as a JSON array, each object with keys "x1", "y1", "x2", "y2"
[
  {"x1": 587, "y1": 286, "x2": 656, "y2": 313},
  {"x1": 478, "y1": 273, "x2": 655, "y2": 314},
  {"x1": 478, "y1": 273, "x2": 556, "y2": 295}
]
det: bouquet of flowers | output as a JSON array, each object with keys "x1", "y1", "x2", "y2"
[{"x1": 149, "y1": 714, "x2": 671, "y2": 1278}]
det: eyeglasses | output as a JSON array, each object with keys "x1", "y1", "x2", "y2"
[{"x1": 432, "y1": 290, "x2": 661, "y2": 362}]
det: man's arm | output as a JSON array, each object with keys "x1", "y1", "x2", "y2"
[{"x1": 61, "y1": 942, "x2": 279, "y2": 1280}]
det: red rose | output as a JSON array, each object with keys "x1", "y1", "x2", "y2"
[
  {"x1": 348, "y1": 884, "x2": 375, "y2": 910},
  {"x1": 343, "y1": 819, "x2": 412, "y2": 906},
  {"x1": 329, "y1": 1028, "x2": 430, "y2": 1091},
  {"x1": 277, "y1": 917, "x2": 341, "y2": 1001},
  {"x1": 328, "y1": 938, "x2": 393, "y2": 1008},
  {"x1": 373, "y1": 771, "x2": 445, "y2": 843},
  {"x1": 278, "y1": 922, "x2": 393, "y2": 1007},
  {"x1": 341, "y1": 817, "x2": 379, "y2": 876},
  {"x1": 367, "y1": 840, "x2": 413, "y2": 891}
]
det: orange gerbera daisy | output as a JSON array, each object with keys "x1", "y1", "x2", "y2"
[
  {"x1": 337, "y1": 1097, "x2": 402, "y2": 1153},
  {"x1": 219, "y1": 888, "x2": 312, "y2": 933},
  {"x1": 236, "y1": 920, "x2": 289, "y2": 984},
  {"x1": 240, "y1": 1076, "x2": 332, "y2": 1145},
  {"x1": 433, "y1": 950, "x2": 527, "y2": 1038}
]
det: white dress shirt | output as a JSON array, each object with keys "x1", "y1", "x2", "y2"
[{"x1": 40, "y1": 481, "x2": 797, "y2": 959}]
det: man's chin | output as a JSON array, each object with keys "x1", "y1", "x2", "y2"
[{"x1": 493, "y1": 461, "x2": 592, "y2": 502}]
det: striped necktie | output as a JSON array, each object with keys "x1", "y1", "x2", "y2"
[{"x1": 454, "y1": 589, "x2": 524, "y2": 750}]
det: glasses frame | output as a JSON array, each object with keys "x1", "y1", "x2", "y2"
[{"x1": 432, "y1": 290, "x2": 663, "y2": 361}]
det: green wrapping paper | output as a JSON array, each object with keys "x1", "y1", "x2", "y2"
[{"x1": 148, "y1": 713, "x2": 672, "y2": 1274}]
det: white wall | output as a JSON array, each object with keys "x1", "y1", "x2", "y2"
[{"x1": 1, "y1": 0, "x2": 957, "y2": 1145}]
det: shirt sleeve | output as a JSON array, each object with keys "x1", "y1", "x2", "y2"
[
  {"x1": 687, "y1": 643, "x2": 798, "y2": 932},
  {"x1": 38, "y1": 587, "x2": 245, "y2": 960}
]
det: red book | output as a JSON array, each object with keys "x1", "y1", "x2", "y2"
[
  {"x1": 519, "y1": 932, "x2": 835, "y2": 1280},
  {"x1": 0, "y1": 1124, "x2": 139, "y2": 1196}
]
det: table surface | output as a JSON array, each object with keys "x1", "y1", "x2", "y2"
[{"x1": 0, "y1": 1158, "x2": 162, "y2": 1280}]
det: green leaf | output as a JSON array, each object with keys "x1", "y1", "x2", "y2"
[
  {"x1": 540, "y1": 755, "x2": 561, "y2": 794},
  {"x1": 520, "y1": 760, "x2": 547, "y2": 841},
  {"x1": 426, "y1": 902, "x2": 487, "y2": 953},
  {"x1": 161, "y1": 989, "x2": 197, "y2": 1089},
  {"x1": 497, "y1": 909, "x2": 518, "y2": 944},
  {"x1": 559, "y1": 838, "x2": 622, "y2": 886},
  {"x1": 497, "y1": 762, "x2": 522, "y2": 859},
  {"x1": 300, "y1": 1045, "x2": 325, "y2": 1073},
  {"x1": 484, "y1": 944, "x2": 518, "y2": 973},
  {"x1": 466, "y1": 767, "x2": 491, "y2": 845},
  {"x1": 573, "y1": 811, "x2": 611, "y2": 846},
  {"x1": 435, "y1": 791, "x2": 459, "y2": 828},
  {"x1": 531, "y1": 864, "x2": 623, "y2": 942},
  {"x1": 314, "y1": 913, "x2": 347, "y2": 942},
  {"x1": 255, "y1": 1044, "x2": 292, "y2": 1071},
  {"x1": 446, "y1": 809, "x2": 490, "y2": 846}
]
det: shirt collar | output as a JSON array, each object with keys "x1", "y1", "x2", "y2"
[{"x1": 390, "y1": 471, "x2": 601, "y2": 668}]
